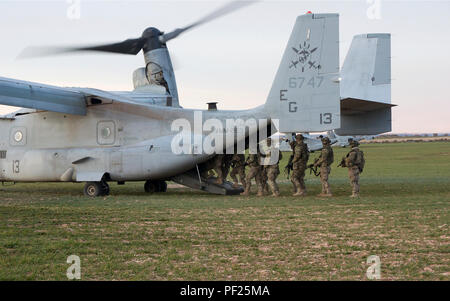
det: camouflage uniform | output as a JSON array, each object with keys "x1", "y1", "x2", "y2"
[
  {"x1": 213, "y1": 154, "x2": 224, "y2": 184},
  {"x1": 291, "y1": 135, "x2": 309, "y2": 196},
  {"x1": 241, "y1": 153, "x2": 263, "y2": 196},
  {"x1": 345, "y1": 141, "x2": 364, "y2": 197},
  {"x1": 222, "y1": 154, "x2": 233, "y2": 183},
  {"x1": 262, "y1": 141, "x2": 282, "y2": 197},
  {"x1": 260, "y1": 166, "x2": 269, "y2": 195},
  {"x1": 230, "y1": 153, "x2": 246, "y2": 188},
  {"x1": 314, "y1": 137, "x2": 334, "y2": 197}
]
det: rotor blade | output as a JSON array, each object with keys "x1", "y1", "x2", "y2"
[
  {"x1": 159, "y1": 0, "x2": 258, "y2": 43},
  {"x1": 18, "y1": 38, "x2": 145, "y2": 59},
  {"x1": 72, "y1": 38, "x2": 146, "y2": 54}
]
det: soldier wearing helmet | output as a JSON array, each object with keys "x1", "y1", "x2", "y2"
[
  {"x1": 313, "y1": 136, "x2": 334, "y2": 197},
  {"x1": 343, "y1": 140, "x2": 365, "y2": 197},
  {"x1": 241, "y1": 150, "x2": 263, "y2": 196},
  {"x1": 261, "y1": 137, "x2": 282, "y2": 197},
  {"x1": 291, "y1": 134, "x2": 309, "y2": 196}
]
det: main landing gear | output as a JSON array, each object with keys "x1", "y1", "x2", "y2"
[
  {"x1": 144, "y1": 180, "x2": 167, "y2": 193},
  {"x1": 84, "y1": 181, "x2": 110, "y2": 197}
]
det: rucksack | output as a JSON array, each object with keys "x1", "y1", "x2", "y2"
[
  {"x1": 303, "y1": 144, "x2": 310, "y2": 162},
  {"x1": 327, "y1": 147, "x2": 334, "y2": 165},
  {"x1": 355, "y1": 150, "x2": 365, "y2": 172}
]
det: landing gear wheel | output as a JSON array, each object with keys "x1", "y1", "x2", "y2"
[
  {"x1": 84, "y1": 181, "x2": 109, "y2": 197},
  {"x1": 158, "y1": 181, "x2": 167, "y2": 192},
  {"x1": 144, "y1": 180, "x2": 158, "y2": 193},
  {"x1": 84, "y1": 182, "x2": 102, "y2": 197}
]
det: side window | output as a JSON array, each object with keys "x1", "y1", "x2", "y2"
[
  {"x1": 9, "y1": 127, "x2": 27, "y2": 146},
  {"x1": 97, "y1": 121, "x2": 116, "y2": 145}
]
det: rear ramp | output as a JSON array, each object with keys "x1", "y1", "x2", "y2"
[{"x1": 171, "y1": 169, "x2": 243, "y2": 195}]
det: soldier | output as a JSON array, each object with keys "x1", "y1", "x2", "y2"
[
  {"x1": 212, "y1": 154, "x2": 224, "y2": 184},
  {"x1": 262, "y1": 138, "x2": 282, "y2": 197},
  {"x1": 258, "y1": 142, "x2": 270, "y2": 195},
  {"x1": 222, "y1": 154, "x2": 233, "y2": 183},
  {"x1": 346, "y1": 137, "x2": 354, "y2": 148},
  {"x1": 291, "y1": 134, "x2": 309, "y2": 196},
  {"x1": 260, "y1": 165, "x2": 269, "y2": 195},
  {"x1": 241, "y1": 152, "x2": 263, "y2": 196},
  {"x1": 313, "y1": 137, "x2": 334, "y2": 197},
  {"x1": 200, "y1": 159, "x2": 215, "y2": 179},
  {"x1": 343, "y1": 140, "x2": 365, "y2": 197},
  {"x1": 230, "y1": 153, "x2": 246, "y2": 188}
]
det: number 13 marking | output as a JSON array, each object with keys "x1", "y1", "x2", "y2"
[
  {"x1": 320, "y1": 113, "x2": 332, "y2": 124},
  {"x1": 12, "y1": 160, "x2": 20, "y2": 173}
]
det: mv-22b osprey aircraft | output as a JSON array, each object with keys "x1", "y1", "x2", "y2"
[{"x1": 0, "y1": 3, "x2": 395, "y2": 197}]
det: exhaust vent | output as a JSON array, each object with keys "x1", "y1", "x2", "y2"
[{"x1": 207, "y1": 102, "x2": 218, "y2": 111}]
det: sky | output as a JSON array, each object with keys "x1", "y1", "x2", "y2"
[{"x1": 0, "y1": 0, "x2": 449, "y2": 133}]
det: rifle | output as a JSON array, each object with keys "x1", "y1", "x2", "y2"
[
  {"x1": 337, "y1": 157, "x2": 346, "y2": 168},
  {"x1": 307, "y1": 158, "x2": 320, "y2": 177},
  {"x1": 284, "y1": 154, "x2": 294, "y2": 179},
  {"x1": 337, "y1": 153, "x2": 350, "y2": 168}
]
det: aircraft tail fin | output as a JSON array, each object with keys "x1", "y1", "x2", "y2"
[
  {"x1": 340, "y1": 33, "x2": 391, "y2": 103},
  {"x1": 337, "y1": 33, "x2": 394, "y2": 135},
  {"x1": 265, "y1": 13, "x2": 340, "y2": 133}
]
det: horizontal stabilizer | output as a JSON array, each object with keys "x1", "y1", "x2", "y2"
[{"x1": 341, "y1": 98, "x2": 395, "y2": 115}]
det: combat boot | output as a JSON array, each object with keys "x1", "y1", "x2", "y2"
[
  {"x1": 257, "y1": 189, "x2": 264, "y2": 197},
  {"x1": 322, "y1": 188, "x2": 333, "y2": 197},
  {"x1": 317, "y1": 192, "x2": 332, "y2": 197},
  {"x1": 272, "y1": 191, "x2": 280, "y2": 197},
  {"x1": 350, "y1": 193, "x2": 359, "y2": 198},
  {"x1": 240, "y1": 190, "x2": 250, "y2": 196},
  {"x1": 293, "y1": 191, "x2": 306, "y2": 197}
]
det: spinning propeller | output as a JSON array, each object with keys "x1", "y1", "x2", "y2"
[{"x1": 20, "y1": 1, "x2": 257, "y2": 58}]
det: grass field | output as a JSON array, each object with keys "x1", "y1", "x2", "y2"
[{"x1": 0, "y1": 142, "x2": 449, "y2": 280}]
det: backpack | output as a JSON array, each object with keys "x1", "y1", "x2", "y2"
[
  {"x1": 303, "y1": 144, "x2": 310, "y2": 162},
  {"x1": 327, "y1": 147, "x2": 334, "y2": 165},
  {"x1": 355, "y1": 150, "x2": 365, "y2": 172}
]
